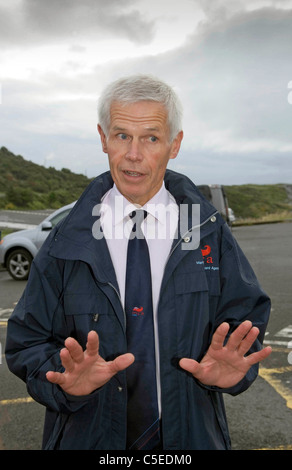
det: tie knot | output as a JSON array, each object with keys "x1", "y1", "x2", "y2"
[
  {"x1": 130, "y1": 210, "x2": 147, "y2": 238},
  {"x1": 131, "y1": 209, "x2": 146, "y2": 223}
]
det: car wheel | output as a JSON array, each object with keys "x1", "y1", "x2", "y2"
[{"x1": 6, "y1": 249, "x2": 33, "y2": 281}]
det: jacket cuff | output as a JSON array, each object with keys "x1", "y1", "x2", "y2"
[
  {"x1": 61, "y1": 386, "x2": 102, "y2": 402},
  {"x1": 196, "y1": 364, "x2": 258, "y2": 396}
]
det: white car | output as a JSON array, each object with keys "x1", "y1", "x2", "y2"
[
  {"x1": 228, "y1": 207, "x2": 236, "y2": 224},
  {"x1": 0, "y1": 202, "x2": 75, "y2": 280}
]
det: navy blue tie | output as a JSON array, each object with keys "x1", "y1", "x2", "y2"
[{"x1": 125, "y1": 210, "x2": 160, "y2": 450}]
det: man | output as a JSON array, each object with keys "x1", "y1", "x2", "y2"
[{"x1": 6, "y1": 75, "x2": 271, "y2": 450}]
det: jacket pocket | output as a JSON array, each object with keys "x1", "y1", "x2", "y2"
[
  {"x1": 62, "y1": 291, "x2": 121, "y2": 360},
  {"x1": 174, "y1": 273, "x2": 209, "y2": 294},
  {"x1": 173, "y1": 271, "x2": 220, "y2": 359},
  {"x1": 63, "y1": 292, "x2": 111, "y2": 316},
  {"x1": 204, "y1": 271, "x2": 221, "y2": 296}
]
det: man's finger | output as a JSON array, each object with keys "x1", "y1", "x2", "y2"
[
  {"x1": 86, "y1": 330, "x2": 100, "y2": 357},
  {"x1": 60, "y1": 347, "x2": 75, "y2": 372},
  {"x1": 109, "y1": 353, "x2": 135, "y2": 374},
  {"x1": 64, "y1": 337, "x2": 84, "y2": 364},
  {"x1": 226, "y1": 320, "x2": 253, "y2": 352},
  {"x1": 246, "y1": 345, "x2": 272, "y2": 366},
  {"x1": 237, "y1": 326, "x2": 260, "y2": 356},
  {"x1": 179, "y1": 358, "x2": 200, "y2": 376},
  {"x1": 210, "y1": 322, "x2": 230, "y2": 351},
  {"x1": 46, "y1": 370, "x2": 66, "y2": 385}
]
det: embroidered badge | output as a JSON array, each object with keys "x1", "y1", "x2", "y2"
[{"x1": 132, "y1": 306, "x2": 144, "y2": 316}]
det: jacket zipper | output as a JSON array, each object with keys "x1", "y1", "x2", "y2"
[
  {"x1": 107, "y1": 281, "x2": 127, "y2": 331},
  {"x1": 92, "y1": 277, "x2": 126, "y2": 331}
]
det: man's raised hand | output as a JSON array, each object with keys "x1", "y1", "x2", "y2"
[
  {"x1": 179, "y1": 320, "x2": 272, "y2": 389},
  {"x1": 46, "y1": 330, "x2": 134, "y2": 396}
]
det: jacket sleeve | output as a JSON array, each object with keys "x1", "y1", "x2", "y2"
[
  {"x1": 207, "y1": 223, "x2": 271, "y2": 396},
  {"x1": 5, "y1": 251, "x2": 100, "y2": 414}
]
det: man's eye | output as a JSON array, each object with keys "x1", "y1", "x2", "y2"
[
  {"x1": 149, "y1": 136, "x2": 158, "y2": 142},
  {"x1": 118, "y1": 133, "x2": 128, "y2": 140}
]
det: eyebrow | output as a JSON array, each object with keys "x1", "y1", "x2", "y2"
[
  {"x1": 112, "y1": 126, "x2": 161, "y2": 133},
  {"x1": 145, "y1": 127, "x2": 161, "y2": 133}
]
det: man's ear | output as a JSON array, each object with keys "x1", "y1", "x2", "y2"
[
  {"x1": 170, "y1": 130, "x2": 183, "y2": 160},
  {"x1": 97, "y1": 124, "x2": 108, "y2": 153}
]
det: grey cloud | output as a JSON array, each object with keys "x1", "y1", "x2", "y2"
[
  {"x1": 2, "y1": 2, "x2": 292, "y2": 184},
  {"x1": 95, "y1": 6, "x2": 292, "y2": 183},
  {"x1": 0, "y1": 0, "x2": 155, "y2": 47},
  {"x1": 159, "y1": 8, "x2": 292, "y2": 148}
]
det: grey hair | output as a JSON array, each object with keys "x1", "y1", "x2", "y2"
[{"x1": 97, "y1": 75, "x2": 183, "y2": 141}]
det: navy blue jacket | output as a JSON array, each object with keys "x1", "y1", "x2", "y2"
[{"x1": 5, "y1": 170, "x2": 270, "y2": 450}]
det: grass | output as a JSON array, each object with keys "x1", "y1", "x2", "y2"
[
  {"x1": 233, "y1": 210, "x2": 292, "y2": 226},
  {"x1": 1, "y1": 184, "x2": 291, "y2": 234},
  {"x1": 225, "y1": 184, "x2": 292, "y2": 225},
  {"x1": 0, "y1": 228, "x2": 16, "y2": 239}
]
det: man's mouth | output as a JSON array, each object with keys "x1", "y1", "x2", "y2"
[{"x1": 123, "y1": 170, "x2": 144, "y2": 177}]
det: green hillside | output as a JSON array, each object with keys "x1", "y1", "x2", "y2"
[
  {"x1": 0, "y1": 146, "x2": 93, "y2": 209},
  {"x1": 225, "y1": 184, "x2": 292, "y2": 223},
  {"x1": 0, "y1": 147, "x2": 291, "y2": 223}
]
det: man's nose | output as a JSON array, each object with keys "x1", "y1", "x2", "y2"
[{"x1": 125, "y1": 138, "x2": 143, "y2": 161}]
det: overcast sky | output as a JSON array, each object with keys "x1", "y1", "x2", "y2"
[{"x1": 1, "y1": 0, "x2": 292, "y2": 185}]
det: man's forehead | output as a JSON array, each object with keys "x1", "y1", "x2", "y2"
[{"x1": 109, "y1": 101, "x2": 168, "y2": 129}]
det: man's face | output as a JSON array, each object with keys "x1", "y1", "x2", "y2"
[{"x1": 98, "y1": 101, "x2": 183, "y2": 206}]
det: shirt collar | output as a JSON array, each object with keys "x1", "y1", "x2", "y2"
[{"x1": 101, "y1": 182, "x2": 178, "y2": 227}]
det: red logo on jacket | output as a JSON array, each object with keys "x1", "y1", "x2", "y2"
[{"x1": 201, "y1": 245, "x2": 213, "y2": 264}]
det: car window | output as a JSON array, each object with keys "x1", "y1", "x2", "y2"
[{"x1": 49, "y1": 208, "x2": 72, "y2": 228}]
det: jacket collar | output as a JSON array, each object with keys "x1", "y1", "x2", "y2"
[
  {"x1": 164, "y1": 169, "x2": 216, "y2": 223},
  {"x1": 49, "y1": 171, "x2": 115, "y2": 284},
  {"x1": 48, "y1": 169, "x2": 220, "y2": 284}
]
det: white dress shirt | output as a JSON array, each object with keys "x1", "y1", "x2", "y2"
[{"x1": 100, "y1": 182, "x2": 179, "y2": 414}]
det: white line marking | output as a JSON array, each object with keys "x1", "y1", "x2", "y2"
[
  {"x1": 275, "y1": 325, "x2": 292, "y2": 338},
  {"x1": 264, "y1": 339, "x2": 291, "y2": 347},
  {"x1": 0, "y1": 308, "x2": 14, "y2": 315},
  {"x1": 0, "y1": 222, "x2": 37, "y2": 230}
]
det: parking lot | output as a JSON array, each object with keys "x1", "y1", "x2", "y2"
[{"x1": 0, "y1": 221, "x2": 292, "y2": 450}]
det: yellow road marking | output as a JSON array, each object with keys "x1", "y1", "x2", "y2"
[
  {"x1": 0, "y1": 397, "x2": 35, "y2": 406},
  {"x1": 259, "y1": 366, "x2": 292, "y2": 410},
  {"x1": 255, "y1": 445, "x2": 292, "y2": 450}
]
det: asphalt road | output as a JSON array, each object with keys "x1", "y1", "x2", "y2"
[
  {"x1": 0, "y1": 209, "x2": 54, "y2": 231},
  {"x1": 224, "y1": 222, "x2": 292, "y2": 450},
  {"x1": 0, "y1": 222, "x2": 291, "y2": 450}
]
